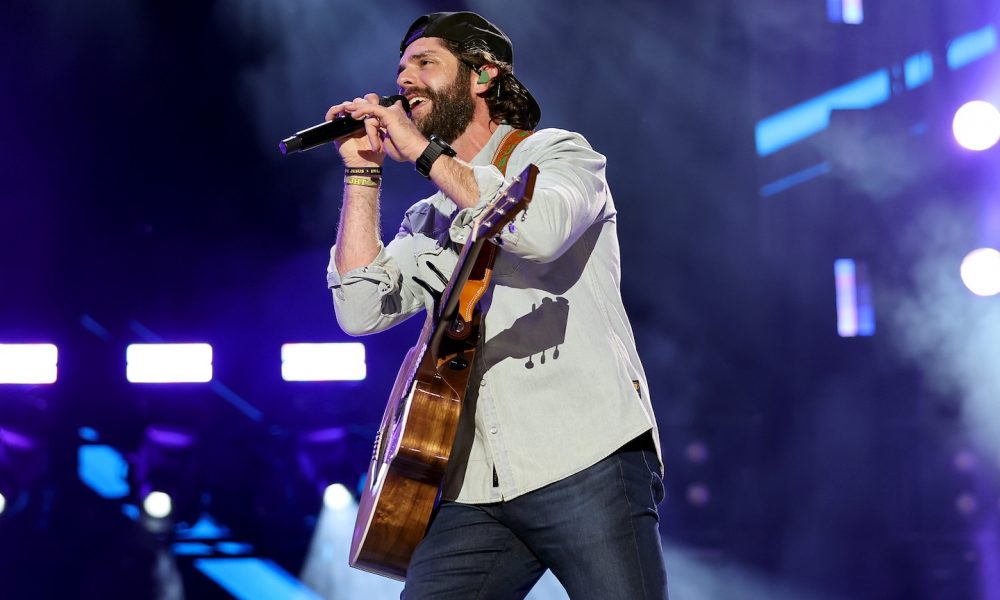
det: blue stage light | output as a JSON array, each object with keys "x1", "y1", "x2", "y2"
[
  {"x1": 78, "y1": 445, "x2": 129, "y2": 499},
  {"x1": 755, "y1": 70, "x2": 890, "y2": 156},
  {"x1": 126, "y1": 343, "x2": 213, "y2": 383},
  {"x1": 947, "y1": 25, "x2": 999, "y2": 70},
  {"x1": 0, "y1": 343, "x2": 58, "y2": 384},
  {"x1": 904, "y1": 52, "x2": 934, "y2": 90},
  {"x1": 195, "y1": 558, "x2": 325, "y2": 600},
  {"x1": 281, "y1": 343, "x2": 366, "y2": 381}
]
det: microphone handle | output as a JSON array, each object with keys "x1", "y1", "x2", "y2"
[{"x1": 279, "y1": 95, "x2": 410, "y2": 155}]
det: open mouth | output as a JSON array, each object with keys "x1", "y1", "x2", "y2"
[{"x1": 408, "y1": 97, "x2": 429, "y2": 113}]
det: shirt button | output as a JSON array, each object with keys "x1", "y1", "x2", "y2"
[
  {"x1": 489, "y1": 427, "x2": 498, "y2": 434},
  {"x1": 480, "y1": 379, "x2": 487, "y2": 387}
]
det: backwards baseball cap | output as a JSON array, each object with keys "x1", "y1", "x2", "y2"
[{"x1": 400, "y1": 11, "x2": 541, "y2": 129}]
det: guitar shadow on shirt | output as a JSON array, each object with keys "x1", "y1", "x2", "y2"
[
  {"x1": 480, "y1": 295, "x2": 570, "y2": 373},
  {"x1": 445, "y1": 295, "x2": 570, "y2": 489}
]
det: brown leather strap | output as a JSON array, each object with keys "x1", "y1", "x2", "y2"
[{"x1": 491, "y1": 129, "x2": 533, "y2": 175}]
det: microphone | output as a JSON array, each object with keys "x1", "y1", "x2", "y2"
[{"x1": 279, "y1": 95, "x2": 411, "y2": 155}]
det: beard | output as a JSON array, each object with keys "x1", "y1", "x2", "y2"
[{"x1": 412, "y1": 71, "x2": 476, "y2": 144}]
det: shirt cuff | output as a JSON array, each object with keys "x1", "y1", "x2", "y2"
[{"x1": 326, "y1": 243, "x2": 402, "y2": 300}]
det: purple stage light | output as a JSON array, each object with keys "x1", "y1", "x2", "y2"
[
  {"x1": 834, "y1": 259, "x2": 876, "y2": 337},
  {"x1": 0, "y1": 343, "x2": 57, "y2": 384},
  {"x1": 280, "y1": 343, "x2": 366, "y2": 382},
  {"x1": 953, "y1": 101, "x2": 1000, "y2": 151},
  {"x1": 126, "y1": 343, "x2": 213, "y2": 383},
  {"x1": 827, "y1": 0, "x2": 863, "y2": 24},
  {"x1": 146, "y1": 426, "x2": 197, "y2": 448},
  {"x1": 686, "y1": 483, "x2": 711, "y2": 507},
  {"x1": 960, "y1": 248, "x2": 1000, "y2": 296}
]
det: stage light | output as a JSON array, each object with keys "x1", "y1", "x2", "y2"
[
  {"x1": 143, "y1": 491, "x2": 173, "y2": 519},
  {"x1": 952, "y1": 450, "x2": 978, "y2": 472},
  {"x1": 952, "y1": 101, "x2": 1000, "y2": 151},
  {"x1": 281, "y1": 343, "x2": 366, "y2": 381},
  {"x1": 126, "y1": 343, "x2": 213, "y2": 383},
  {"x1": 0, "y1": 491, "x2": 6, "y2": 516},
  {"x1": 323, "y1": 484, "x2": 353, "y2": 511},
  {"x1": 686, "y1": 483, "x2": 711, "y2": 507},
  {"x1": 133, "y1": 426, "x2": 199, "y2": 524},
  {"x1": 955, "y1": 492, "x2": 979, "y2": 517},
  {"x1": 960, "y1": 248, "x2": 1000, "y2": 296},
  {"x1": 685, "y1": 441, "x2": 709, "y2": 464},
  {"x1": 834, "y1": 259, "x2": 876, "y2": 337},
  {"x1": 0, "y1": 343, "x2": 57, "y2": 384},
  {"x1": 78, "y1": 445, "x2": 129, "y2": 499},
  {"x1": 827, "y1": 0, "x2": 863, "y2": 24}
]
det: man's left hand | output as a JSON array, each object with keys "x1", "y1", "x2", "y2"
[{"x1": 344, "y1": 94, "x2": 428, "y2": 165}]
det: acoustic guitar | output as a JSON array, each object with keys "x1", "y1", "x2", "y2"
[{"x1": 350, "y1": 164, "x2": 540, "y2": 580}]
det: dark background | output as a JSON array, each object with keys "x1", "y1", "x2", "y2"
[{"x1": 2, "y1": 0, "x2": 999, "y2": 598}]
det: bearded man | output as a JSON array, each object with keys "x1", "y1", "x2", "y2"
[{"x1": 326, "y1": 11, "x2": 669, "y2": 600}]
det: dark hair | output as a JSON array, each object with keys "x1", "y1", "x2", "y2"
[{"x1": 442, "y1": 39, "x2": 537, "y2": 130}]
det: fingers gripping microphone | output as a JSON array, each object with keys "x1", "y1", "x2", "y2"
[{"x1": 279, "y1": 95, "x2": 411, "y2": 155}]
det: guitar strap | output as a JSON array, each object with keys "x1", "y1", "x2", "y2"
[
  {"x1": 452, "y1": 128, "x2": 535, "y2": 328},
  {"x1": 491, "y1": 128, "x2": 533, "y2": 174}
]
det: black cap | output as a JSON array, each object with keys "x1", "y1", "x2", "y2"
[{"x1": 400, "y1": 12, "x2": 540, "y2": 129}]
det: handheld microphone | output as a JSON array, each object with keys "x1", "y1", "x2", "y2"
[{"x1": 279, "y1": 95, "x2": 411, "y2": 155}]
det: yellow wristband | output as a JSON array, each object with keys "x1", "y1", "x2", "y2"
[{"x1": 345, "y1": 176, "x2": 380, "y2": 188}]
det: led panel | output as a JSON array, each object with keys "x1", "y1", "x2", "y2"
[
  {"x1": 126, "y1": 343, "x2": 213, "y2": 383},
  {"x1": 281, "y1": 343, "x2": 366, "y2": 382},
  {"x1": 0, "y1": 343, "x2": 58, "y2": 384}
]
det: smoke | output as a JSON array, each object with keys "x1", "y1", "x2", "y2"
[
  {"x1": 213, "y1": 0, "x2": 411, "y2": 155},
  {"x1": 887, "y1": 202, "x2": 1000, "y2": 453}
]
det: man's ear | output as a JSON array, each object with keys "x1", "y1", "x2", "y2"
[{"x1": 474, "y1": 64, "x2": 500, "y2": 88}]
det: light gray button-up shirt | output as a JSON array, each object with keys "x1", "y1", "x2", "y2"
[{"x1": 327, "y1": 124, "x2": 661, "y2": 503}]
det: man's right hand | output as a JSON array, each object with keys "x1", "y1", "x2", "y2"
[{"x1": 326, "y1": 94, "x2": 385, "y2": 168}]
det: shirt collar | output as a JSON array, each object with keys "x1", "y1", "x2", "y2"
[{"x1": 469, "y1": 123, "x2": 515, "y2": 167}]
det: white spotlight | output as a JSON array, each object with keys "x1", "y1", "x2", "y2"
[
  {"x1": 0, "y1": 492, "x2": 6, "y2": 516},
  {"x1": 323, "y1": 483, "x2": 353, "y2": 511},
  {"x1": 143, "y1": 491, "x2": 173, "y2": 519},
  {"x1": 0, "y1": 343, "x2": 58, "y2": 384},
  {"x1": 953, "y1": 101, "x2": 1000, "y2": 151},
  {"x1": 960, "y1": 248, "x2": 1000, "y2": 296}
]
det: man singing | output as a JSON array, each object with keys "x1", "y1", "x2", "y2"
[{"x1": 326, "y1": 11, "x2": 668, "y2": 599}]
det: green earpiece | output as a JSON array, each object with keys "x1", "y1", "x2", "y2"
[{"x1": 477, "y1": 70, "x2": 490, "y2": 84}]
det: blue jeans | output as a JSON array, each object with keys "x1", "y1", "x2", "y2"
[{"x1": 402, "y1": 436, "x2": 669, "y2": 599}]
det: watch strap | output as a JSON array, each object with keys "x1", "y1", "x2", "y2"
[{"x1": 415, "y1": 134, "x2": 457, "y2": 178}]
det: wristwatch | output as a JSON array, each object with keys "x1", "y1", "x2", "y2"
[{"x1": 415, "y1": 134, "x2": 457, "y2": 178}]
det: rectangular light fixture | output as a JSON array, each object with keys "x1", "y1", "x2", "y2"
[
  {"x1": 281, "y1": 343, "x2": 366, "y2": 381},
  {"x1": 126, "y1": 343, "x2": 213, "y2": 383},
  {"x1": 0, "y1": 343, "x2": 58, "y2": 384},
  {"x1": 827, "y1": 0, "x2": 863, "y2": 24},
  {"x1": 834, "y1": 259, "x2": 875, "y2": 337}
]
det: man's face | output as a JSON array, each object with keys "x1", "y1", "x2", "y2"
[{"x1": 397, "y1": 37, "x2": 476, "y2": 144}]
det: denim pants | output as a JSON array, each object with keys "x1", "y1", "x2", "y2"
[{"x1": 402, "y1": 436, "x2": 669, "y2": 599}]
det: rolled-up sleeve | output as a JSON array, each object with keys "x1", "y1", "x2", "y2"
[
  {"x1": 448, "y1": 129, "x2": 611, "y2": 263},
  {"x1": 327, "y1": 237, "x2": 425, "y2": 336}
]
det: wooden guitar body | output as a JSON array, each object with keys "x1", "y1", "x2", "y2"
[{"x1": 349, "y1": 164, "x2": 538, "y2": 580}]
